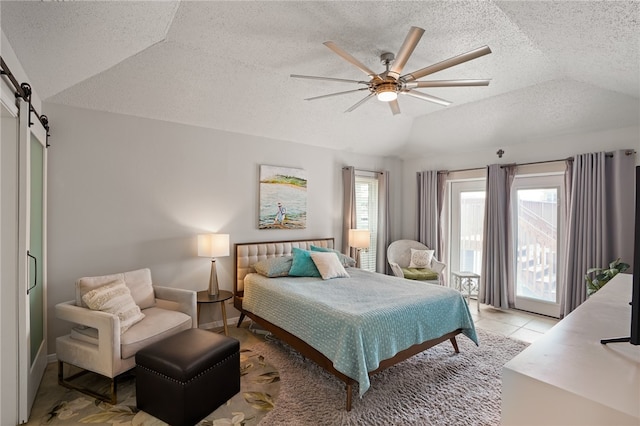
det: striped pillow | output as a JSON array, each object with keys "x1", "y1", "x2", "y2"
[{"x1": 81, "y1": 279, "x2": 145, "y2": 334}]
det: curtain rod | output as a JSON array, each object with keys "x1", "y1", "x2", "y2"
[
  {"x1": 437, "y1": 150, "x2": 636, "y2": 174},
  {"x1": 500, "y1": 150, "x2": 635, "y2": 168},
  {"x1": 436, "y1": 166, "x2": 483, "y2": 174},
  {"x1": 344, "y1": 166, "x2": 383, "y2": 174},
  {"x1": 0, "y1": 56, "x2": 51, "y2": 146},
  {"x1": 437, "y1": 157, "x2": 570, "y2": 174}
]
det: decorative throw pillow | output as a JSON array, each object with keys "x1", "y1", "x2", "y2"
[
  {"x1": 288, "y1": 248, "x2": 321, "y2": 277},
  {"x1": 76, "y1": 268, "x2": 156, "y2": 310},
  {"x1": 408, "y1": 248, "x2": 434, "y2": 268},
  {"x1": 310, "y1": 252, "x2": 350, "y2": 280},
  {"x1": 310, "y1": 245, "x2": 357, "y2": 268},
  {"x1": 81, "y1": 279, "x2": 145, "y2": 334},
  {"x1": 253, "y1": 256, "x2": 293, "y2": 277}
]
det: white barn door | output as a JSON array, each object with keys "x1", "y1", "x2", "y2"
[{"x1": 17, "y1": 97, "x2": 48, "y2": 423}]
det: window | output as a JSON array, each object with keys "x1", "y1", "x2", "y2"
[{"x1": 355, "y1": 174, "x2": 378, "y2": 271}]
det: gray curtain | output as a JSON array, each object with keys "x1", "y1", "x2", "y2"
[
  {"x1": 377, "y1": 171, "x2": 391, "y2": 274},
  {"x1": 561, "y1": 150, "x2": 635, "y2": 316},
  {"x1": 417, "y1": 170, "x2": 447, "y2": 284},
  {"x1": 417, "y1": 171, "x2": 439, "y2": 255},
  {"x1": 342, "y1": 166, "x2": 357, "y2": 258},
  {"x1": 606, "y1": 150, "x2": 636, "y2": 267},
  {"x1": 480, "y1": 164, "x2": 516, "y2": 309},
  {"x1": 437, "y1": 172, "x2": 447, "y2": 263}
]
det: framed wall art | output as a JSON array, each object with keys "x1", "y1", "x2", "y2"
[{"x1": 259, "y1": 165, "x2": 307, "y2": 229}]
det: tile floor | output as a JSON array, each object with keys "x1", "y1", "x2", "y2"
[{"x1": 469, "y1": 299, "x2": 559, "y2": 343}]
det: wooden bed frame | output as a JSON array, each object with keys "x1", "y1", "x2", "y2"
[{"x1": 233, "y1": 237, "x2": 462, "y2": 411}]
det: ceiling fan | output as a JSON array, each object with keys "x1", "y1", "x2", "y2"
[{"x1": 291, "y1": 26, "x2": 492, "y2": 115}]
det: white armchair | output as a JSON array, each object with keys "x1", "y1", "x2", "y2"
[
  {"x1": 56, "y1": 268, "x2": 197, "y2": 404},
  {"x1": 387, "y1": 240, "x2": 446, "y2": 285}
]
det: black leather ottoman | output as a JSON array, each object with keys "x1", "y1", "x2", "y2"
[{"x1": 135, "y1": 328, "x2": 240, "y2": 426}]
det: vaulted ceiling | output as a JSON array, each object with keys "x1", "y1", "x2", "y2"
[{"x1": 2, "y1": 1, "x2": 638, "y2": 159}]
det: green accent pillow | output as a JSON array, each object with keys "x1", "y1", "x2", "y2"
[
  {"x1": 289, "y1": 248, "x2": 321, "y2": 277},
  {"x1": 253, "y1": 256, "x2": 292, "y2": 277},
  {"x1": 310, "y1": 245, "x2": 356, "y2": 268},
  {"x1": 401, "y1": 267, "x2": 439, "y2": 281}
]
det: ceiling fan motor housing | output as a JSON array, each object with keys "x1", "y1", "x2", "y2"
[{"x1": 374, "y1": 81, "x2": 399, "y2": 101}]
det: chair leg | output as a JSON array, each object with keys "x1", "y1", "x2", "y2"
[
  {"x1": 58, "y1": 360, "x2": 118, "y2": 404},
  {"x1": 236, "y1": 313, "x2": 245, "y2": 327}
]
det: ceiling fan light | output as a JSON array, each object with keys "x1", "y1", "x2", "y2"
[{"x1": 377, "y1": 89, "x2": 398, "y2": 102}]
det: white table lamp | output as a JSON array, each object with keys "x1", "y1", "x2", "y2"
[
  {"x1": 349, "y1": 229, "x2": 370, "y2": 268},
  {"x1": 198, "y1": 233, "x2": 230, "y2": 296}
]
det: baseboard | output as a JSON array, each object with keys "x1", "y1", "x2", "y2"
[{"x1": 199, "y1": 314, "x2": 242, "y2": 330}]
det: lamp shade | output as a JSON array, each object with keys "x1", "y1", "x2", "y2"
[
  {"x1": 349, "y1": 229, "x2": 370, "y2": 249},
  {"x1": 198, "y1": 234, "x2": 230, "y2": 258}
]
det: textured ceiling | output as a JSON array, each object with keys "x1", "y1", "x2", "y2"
[{"x1": 1, "y1": 1, "x2": 638, "y2": 159}]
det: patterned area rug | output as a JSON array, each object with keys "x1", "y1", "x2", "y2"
[
  {"x1": 26, "y1": 346, "x2": 280, "y2": 425},
  {"x1": 28, "y1": 328, "x2": 527, "y2": 426},
  {"x1": 254, "y1": 328, "x2": 528, "y2": 426}
]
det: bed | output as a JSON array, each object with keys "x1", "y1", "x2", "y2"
[{"x1": 234, "y1": 237, "x2": 477, "y2": 411}]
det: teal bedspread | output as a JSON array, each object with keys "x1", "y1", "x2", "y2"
[{"x1": 243, "y1": 268, "x2": 478, "y2": 397}]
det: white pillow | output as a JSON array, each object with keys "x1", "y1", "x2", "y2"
[
  {"x1": 310, "y1": 252, "x2": 350, "y2": 280},
  {"x1": 81, "y1": 279, "x2": 145, "y2": 334},
  {"x1": 76, "y1": 268, "x2": 156, "y2": 310},
  {"x1": 408, "y1": 248, "x2": 434, "y2": 268}
]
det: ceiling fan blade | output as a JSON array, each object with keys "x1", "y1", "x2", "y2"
[
  {"x1": 345, "y1": 93, "x2": 376, "y2": 112},
  {"x1": 406, "y1": 79, "x2": 491, "y2": 88},
  {"x1": 389, "y1": 99, "x2": 401, "y2": 115},
  {"x1": 291, "y1": 74, "x2": 367, "y2": 84},
  {"x1": 402, "y1": 90, "x2": 452, "y2": 106},
  {"x1": 324, "y1": 41, "x2": 379, "y2": 79},
  {"x1": 402, "y1": 45, "x2": 492, "y2": 82},
  {"x1": 305, "y1": 87, "x2": 369, "y2": 101},
  {"x1": 388, "y1": 26, "x2": 425, "y2": 80}
]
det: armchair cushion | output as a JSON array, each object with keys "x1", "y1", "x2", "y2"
[
  {"x1": 76, "y1": 268, "x2": 156, "y2": 310},
  {"x1": 70, "y1": 306, "x2": 192, "y2": 359},
  {"x1": 401, "y1": 267, "x2": 439, "y2": 281},
  {"x1": 81, "y1": 279, "x2": 145, "y2": 334}
]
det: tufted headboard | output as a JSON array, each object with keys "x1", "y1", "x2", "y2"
[{"x1": 233, "y1": 237, "x2": 334, "y2": 313}]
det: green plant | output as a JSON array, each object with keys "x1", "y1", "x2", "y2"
[{"x1": 585, "y1": 258, "x2": 630, "y2": 296}]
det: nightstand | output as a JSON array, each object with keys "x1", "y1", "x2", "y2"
[{"x1": 196, "y1": 290, "x2": 233, "y2": 336}]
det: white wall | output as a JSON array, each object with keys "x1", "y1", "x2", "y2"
[
  {"x1": 44, "y1": 103, "x2": 402, "y2": 353},
  {"x1": 41, "y1": 101, "x2": 639, "y2": 355},
  {"x1": 400, "y1": 125, "x2": 640, "y2": 239}
]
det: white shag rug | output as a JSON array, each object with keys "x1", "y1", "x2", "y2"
[{"x1": 252, "y1": 328, "x2": 529, "y2": 426}]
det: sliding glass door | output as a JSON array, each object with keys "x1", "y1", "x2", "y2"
[
  {"x1": 449, "y1": 180, "x2": 486, "y2": 279},
  {"x1": 512, "y1": 174, "x2": 564, "y2": 317}
]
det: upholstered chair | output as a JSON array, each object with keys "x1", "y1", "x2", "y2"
[
  {"x1": 55, "y1": 268, "x2": 197, "y2": 404},
  {"x1": 387, "y1": 240, "x2": 446, "y2": 285}
]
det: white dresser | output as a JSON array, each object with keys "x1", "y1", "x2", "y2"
[{"x1": 502, "y1": 273, "x2": 640, "y2": 425}]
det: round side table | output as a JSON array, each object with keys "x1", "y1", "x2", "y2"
[{"x1": 196, "y1": 290, "x2": 233, "y2": 336}]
